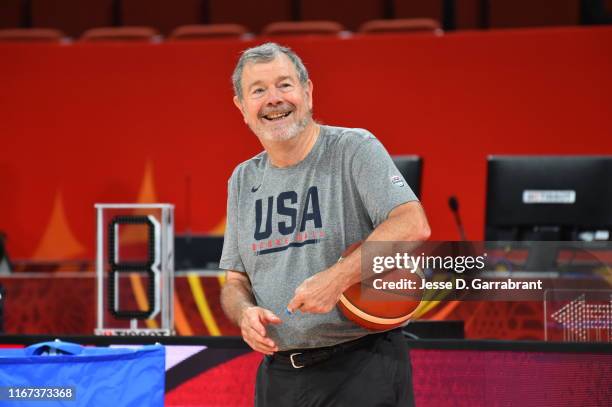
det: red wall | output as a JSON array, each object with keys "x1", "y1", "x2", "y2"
[{"x1": 1, "y1": 27, "x2": 612, "y2": 260}]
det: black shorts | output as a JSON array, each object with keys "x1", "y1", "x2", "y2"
[{"x1": 255, "y1": 329, "x2": 415, "y2": 407}]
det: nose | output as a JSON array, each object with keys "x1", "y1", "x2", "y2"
[{"x1": 264, "y1": 86, "x2": 284, "y2": 106}]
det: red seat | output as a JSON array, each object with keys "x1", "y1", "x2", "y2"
[
  {"x1": 80, "y1": 27, "x2": 159, "y2": 42},
  {"x1": 0, "y1": 0, "x2": 22, "y2": 29},
  {"x1": 300, "y1": 0, "x2": 386, "y2": 32},
  {"x1": 359, "y1": 18, "x2": 442, "y2": 35},
  {"x1": 208, "y1": 0, "x2": 292, "y2": 34},
  {"x1": 393, "y1": 1, "x2": 443, "y2": 23},
  {"x1": 31, "y1": 0, "x2": 114, "y2": 38},
  {"x1": 121, "y1": 0, "x2": 205, "y2": 36},
  {"x1": 170, "y1": 24, "x2": 249, "y2": 40},
  {"x1": 0, "y1": 28, "x2": 65, "y2": 42},
  {"x1": 489, "y1": 0, "x2": 580, "y2": 28},
  {"x1": 394, "y1": 0, "x2": 481, "y2": 30},
  {"x1": 262, "y1": 21, "x2": 344, "y2": 36},
  {"x1": 453, "y1": 0, "x2": 480, "y2": 30}
]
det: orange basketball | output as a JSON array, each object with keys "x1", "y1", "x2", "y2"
[{"x1": 337, "y1": 241, "x2": 424, "y2": 330}]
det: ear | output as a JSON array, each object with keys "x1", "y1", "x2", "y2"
[
  {"x1": 305, "y1": 79, "x2": 314, "y2": 111},
  {"x1": 233, "y1": 95, "x2": 247, "y2": 123}
]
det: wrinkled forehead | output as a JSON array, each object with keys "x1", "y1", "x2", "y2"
[{"x1": 241, "y1": 54, "x2": 300, "y2": 87}]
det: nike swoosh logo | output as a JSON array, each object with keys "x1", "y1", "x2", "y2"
[{"x1": 251, "y1": 185, "x2": 261, "y2": 193}]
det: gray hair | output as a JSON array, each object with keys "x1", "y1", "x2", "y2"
[{"x1": 232, "y1": 42, "x2": 309, "y2": 100}]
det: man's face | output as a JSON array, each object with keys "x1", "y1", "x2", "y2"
[{"x1": 234, "y1": 53, "x2": 313, "y2": 142}]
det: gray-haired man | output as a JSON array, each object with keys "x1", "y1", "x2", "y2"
[{"x1": 220, "y1": 42, "x2": 430, "y2": 406}]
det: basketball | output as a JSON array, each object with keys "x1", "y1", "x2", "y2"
[{"x1": 337, "y1": 241, "x2": 424, "y2": 330}]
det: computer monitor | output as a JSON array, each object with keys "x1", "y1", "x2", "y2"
[
  {"x1": 392, "y1": 155, "x2": 422, "y2": 199},
  {"x1": 485, "y1": 155, "x2": 612, "y2": 241}
]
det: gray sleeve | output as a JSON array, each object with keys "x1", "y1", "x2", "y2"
[
  {"x1": 351, "y1": 137, "x2": 418, "y2": 227},
  {"x1": 219, "y1": 173, "x2": 246, "y2": 272}
]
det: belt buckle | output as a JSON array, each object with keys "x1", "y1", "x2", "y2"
[{"x1": 289, "y1": 352, "x2": 304, "y2": 369}]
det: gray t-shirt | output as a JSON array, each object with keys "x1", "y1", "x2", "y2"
[{"x1": 220, "y1": 125, "x2": 418, "y2": 350}]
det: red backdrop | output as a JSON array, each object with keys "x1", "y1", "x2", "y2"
[{"x1": 1, "y1": 26, "x2": 612, "y2": 260}]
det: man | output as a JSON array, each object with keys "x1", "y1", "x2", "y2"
[{"x1": 220, "y1": 42, "x2": 430, "y2": 407}]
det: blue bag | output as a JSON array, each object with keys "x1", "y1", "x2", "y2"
[{"x1": 0, "y1": 341, "x2": 165, "y2": 406}]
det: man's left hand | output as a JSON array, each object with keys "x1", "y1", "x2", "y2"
[{"x1": 286, "y1": 268, "x2": 345, "y2": 314}]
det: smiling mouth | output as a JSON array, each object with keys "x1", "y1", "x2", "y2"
[{"x1": 262, "y1": 111, "x2": 292, "y2": 121}]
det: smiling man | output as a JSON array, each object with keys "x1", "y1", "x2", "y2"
[
  {"x1": 220, "y1": 42, "x2": 430, "y2": 407},
  {"x1": 234, "y1": 56, "x2": 312, "y2": 143}
]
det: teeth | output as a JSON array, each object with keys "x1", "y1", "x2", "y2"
[{"x1": 265, "y1": 111, "x2": 290, "y2": 120}]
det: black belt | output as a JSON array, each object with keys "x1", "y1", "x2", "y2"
[{"x1": 273, "y1": 331, "x2": 388, "y2": 369}]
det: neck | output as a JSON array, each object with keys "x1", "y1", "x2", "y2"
[{"x1": 263, "y1": 122, "x2": 320, "y2": 168}]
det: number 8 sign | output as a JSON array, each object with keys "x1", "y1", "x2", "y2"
[{"x1": 107, "y1": 215, "x2": 161, "y2": 319}]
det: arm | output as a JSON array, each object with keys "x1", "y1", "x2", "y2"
[
  {"x1": 219, "y1": 171, "x2": 281, "y2": 353},
  {"x1": 287, "y1": 200, "x2": 431, "y2": 313},
  {"x1": 335, "y1": 200, "x2": 430, "y2": 288},
  {"x1": 221, "y1": 270, "x2": 281, "y2": 354},
  {"x1": 220, "y1": 270, "x2": 257, "y2": 325}
]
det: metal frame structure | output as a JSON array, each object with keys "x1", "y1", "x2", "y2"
[{"x1": 95, "y1": 204, "x2": 175, "y2": 335}]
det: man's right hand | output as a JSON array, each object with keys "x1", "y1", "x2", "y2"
[{"x1": 239, "y1": 306, "x2": 282, "y2": 355}]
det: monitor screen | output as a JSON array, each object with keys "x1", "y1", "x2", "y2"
[
  {"x1": 485, "y1": 156, "x2": 612, "y2": 241},
  {"x1": 392, "y1": 155, "x2": 422, "y2": 199}
]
